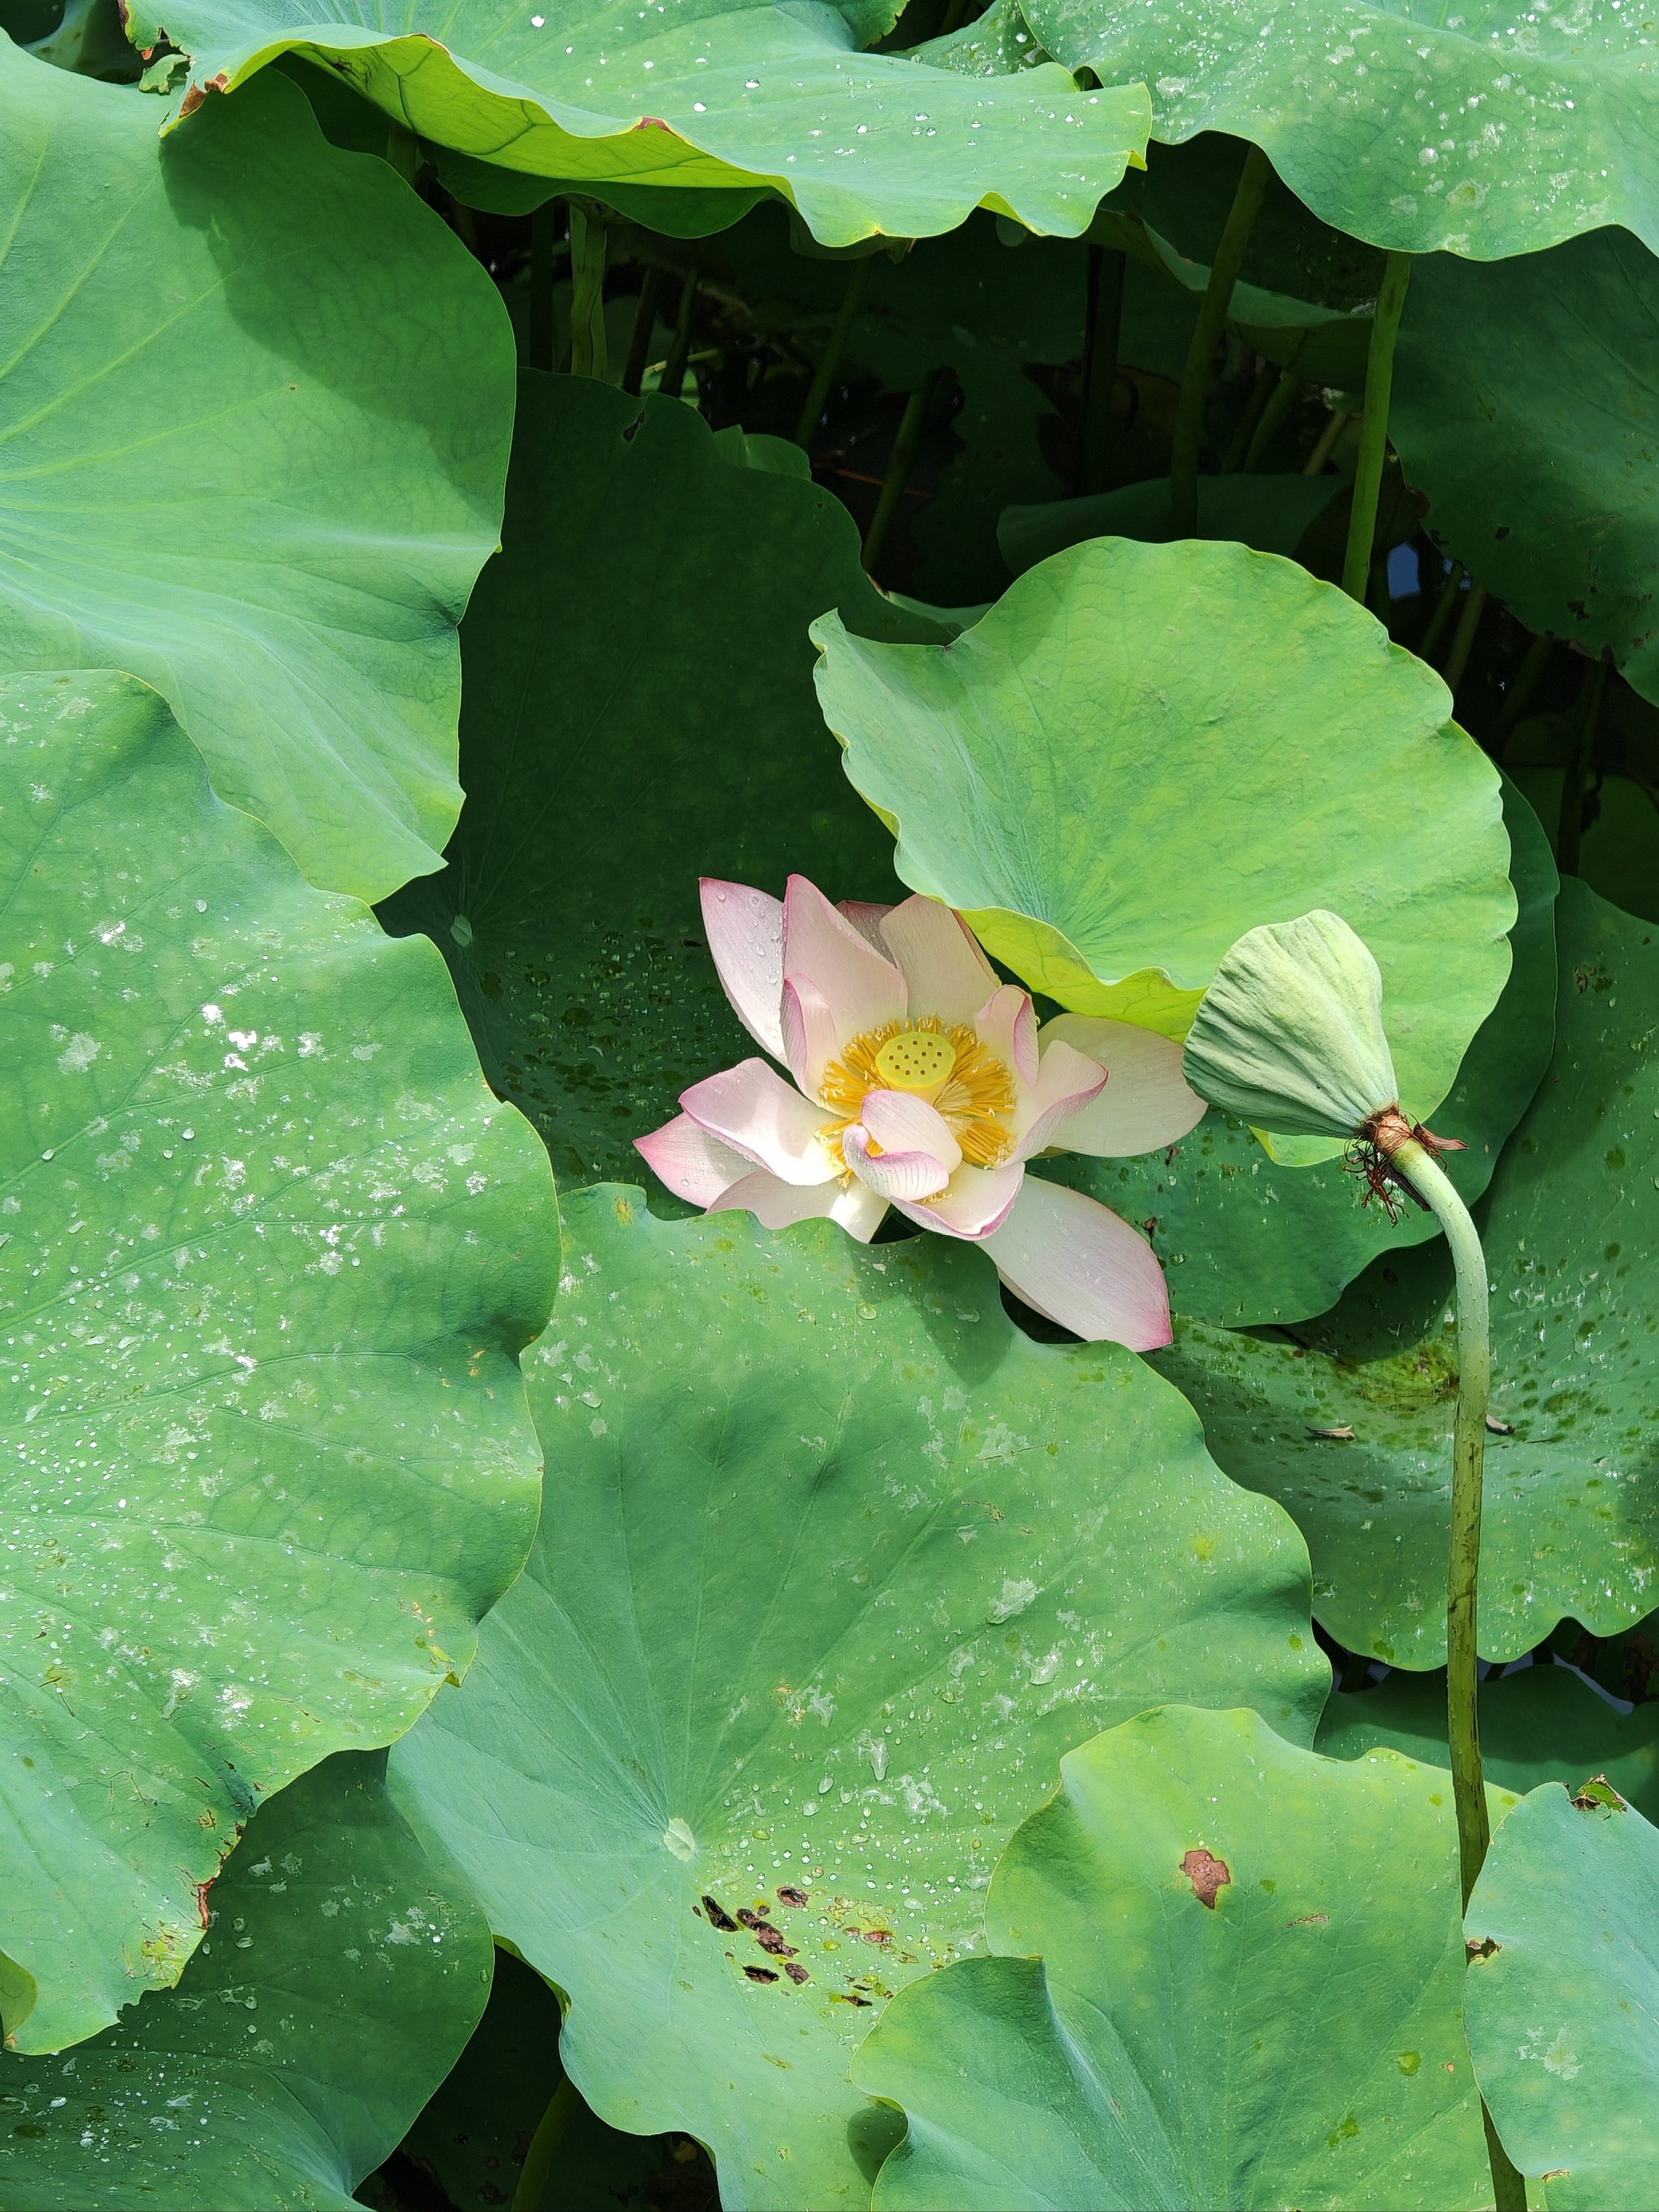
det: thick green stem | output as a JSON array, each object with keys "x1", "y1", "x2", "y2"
[
  {"x1": 527, "y1": 201, "x2": 557, "y2": 374},
  {"x1": 1385, "y1": 1133, "x2": 1527, "y2": 2212},
  {"x1": 512, "y1": 2075, "x2": 579, "y2": 2212},
  {"x1": 568, "y1": 201, "x2": 608, "y2": 380},
  {"x1": 1341, "y1": 250, "x2": 1412, "y2": 601},
  {"x1": 1418, "y1": 559, "x2": 1465, "y2": 662},
  {"x1": 1171, "y1": 143, "x2": 1273, "y2": 536},
  {"x1": 1078, "y1": 245, "x2": 1127, "y2": 493},
  {"x1": 1302, "y1": 403, "x2": 1351, "y2": 478},
  {"x1": 1442, "y1": 578, "x2": 1488, "y2": 693},
  {"x1": 621, "y1": 264, "x2": 664, "y2": 398},
  {"x1": 660, "y1": 266, "x2": 699, "y2": 402},
  {"x1": 795, "y1": 254, "x2": 873, "y2": 449},
  {"x1": 1242, "y1": 367, "x2": 1299, "y2": 473},
  {"x1": 863, "y1": 370, "x2": 940, "y2": 575}
]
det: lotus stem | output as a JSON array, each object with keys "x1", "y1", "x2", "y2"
[
  {"x1": 621, "y1": 265, "x2": 664, "y2": 397},
  {"x1": 1079, "y1": 244, "x2": 1127, "y2": 492},
  {"x1": 1302, "y1": 403, "x2": 1351, "y2": 477},
  {"x1": 512, "y1": 2075, "x2": 579, "y2": 2212},
  {"x1": 864, "y1": 369, "x2": 942, "y2": 575},
  {"x1": 1442, "y1": 579, "x2": 1488, "y2": 694},
  {"x1": 569, "y1": 201, "x2": 608, "y2": 381},
  {"x1": 1341, "y1": 249, "x2": 1412, "y2": 601},
  {"x1": 795, "y1": 254, "x2": 874, "y2": 449},
  {"x1": 1557, "y1": 652, "x2": 1609, "y2": 877},
  {"x1": 1171, "y1": 143, "x2": 1273, "y2": 536},
  {"x1": 1418, "y1": 558, "x2": 1465, "y2": 661},
  {"x1": 660, "y1": 266, "x2": 699, "y2": 402},
  {"x1": 528, "y1": 200, "x2": 557, "y2": 374},
  {"x1": 1379, "y1": 1127, "x2": 1526, "y2": 2212},
  {"x1": 1495, "y1": 630, "x2": 1554, "y2": 749},
  {"x1": 1242, "y1": 366, "x2": 1299, "y2": 473}
]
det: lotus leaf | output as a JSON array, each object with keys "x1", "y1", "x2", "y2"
[
  {"x1": 0, "y1": 44, "x2": 514, "y2": 902},
  {"x1": 1000, "y1": 473, "x2": 1343, "y2": 573},
  {"x1": 854, "y1": 1705, "x2": 1496, "y2": 2210},
  {"x1": 1392, "y1": 228, "x2": 1659, "y2": 712},
  {"x1": 1158, "y1": 879, "x2": 1659, "y2": 1664},
  {"x1": 0, "y1": 1753, "x2": 493, "y2": 2210},
  {"x1": 379, "y1": 370, "x2": 943, "y2": 1188},
  {"x1": 1021, "y1": 0, "x2": 1659, "y2": 260},
  {"x1": 812, "y1": 535, "x2": 1516, "y2": 1151},
  {"x1": 1465, "y1": 1779, "x2": 1659, "y2": 2210},
  {"x1": 126, "y1": 1, "x2": 1151, "y2": 249},
  {"x1": 1047, "y1": 778, "x2": 1557, "y2": 1328},
  {"x1": 0, "y1": 671, "x2": 554, "y2": 2054},
  {"x1": 1318, "y1": 1664, "x2": 1659, "y2": 1822},
  {"x1": 388, "y1": 1189, "x2": 1324, "y2": 2210}
]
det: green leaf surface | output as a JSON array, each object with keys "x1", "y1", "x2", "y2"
[
  {"x1": 0, "y1": 671, "x2": 555, "y2": 2054},
  {"x1": 1045, "y1": 777, "x2": 1556, "y2": 1327},
  {"x1": 1465, "y1": 1781, "x2": 1659, "y2": 2212},
  {"x1": 812, "y1": 535, "x2": 1516, "y2": 1149},
  {"x1": 854, "y1": 1705, "x2": 1494, "y2": 2210},
  {"x1": 999, "y1": 471, "x2": 1341, "y2": 573},
  {"x1": 1022, "y1": 0, "x2": 1659, "y2": 259},
  {"x1": 126, "y1": 1, "x2": 1151, "y2": 249},
  {"x1": 1392, "y1": 228, "x2": 1659, "y2": 712},
  {"x1": 378, "y1": 369, "x2": 943, "y2": 1190},
  {"x1": 1318, "y1": 1664, "x2": 1659, "y2": 1822},
  {"x1": 1156, "y1": 878, "x2": 1659, "y2": 1664},
  {"x1": 388, "y1": 1189, "x2": 1325, "y2": 2211},
  {"x1": 0, "y1": 45, "x2": 514, "y2": 903},
  {"x1": 0, "y1": 1752, "x2": 493, "y2": 2211}
]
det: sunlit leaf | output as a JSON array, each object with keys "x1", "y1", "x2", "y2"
[
  {"x1": 0, "y1": 671, "x2": 553, "y2": 2054},
  {"x1": 389, "y1": 1189, "x2": 1324, "y2": 2210}
]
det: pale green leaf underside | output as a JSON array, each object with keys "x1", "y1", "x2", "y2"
[
  {"x1": 0, "y1": 1754, "x2": 493, "y2": 2211},
  {"x1": 855, "y1": 1707, "x2": 1495, "y2": 2210},
  {"x1": 812, "y1": 535, "x2": 1515, "y2": 1142},
  {"x1": 0, "y1": 44, "x2": 514, "y2": 902},
  {"x1": 1158, "y1": 880, "x2": 1659, "y2": 1665},
  {"x1": 0, "y1": 671, "x2": 554, "y2": 2054},
  {"x1": 1393, "y1": 228, "x2": 1659, "y2": 714},
  {"x1": 389, "y1": 1191, "x2": 1323, "y2": 2211},
  {"x1": 1023, "y1": 0, "x2": 1659, "y2": 259},
  {"x1": 1466, "y1": 1783, "x2": 1659, "y2": 2212},
  {"x1": 129, "y1": 1, "x2": 1151, "y2": 248}
]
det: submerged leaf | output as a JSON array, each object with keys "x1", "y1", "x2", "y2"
[
  {"x1": 0, "y1": 672, "x2": 553, "y2": 2053},
  {"x1": 389, "y1": 1190, "x2": 1324, "y2": 2210}
]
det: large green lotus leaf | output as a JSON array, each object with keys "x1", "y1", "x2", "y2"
[
  {"x1": 0, "y1": 671, "x2": 555, "y2": 2055},
  {"x1": 1392, "y1": 229, "x2": 1659, "y2": 712},
  {"x1": 812, "y1": 536, "x2": 1516, "y2": 1146},
  {"x1": 0, "y1": 1751, "x2": 493, "y2": 2210},
  {"x1": 378, "y1": 370, "x2": 944, "y2": 1190},
  {"x1": 1318, "y1": 1665, "x2": 1659, "y2": 1822},
  {"x1": 1043, "y1": 777, "x2": 1557, "y2": 1328},
  {"x1": 125, "y1": 1, "x2": 1151, "y2": 250},
  {"x1": 854, "y1": 1705, "x2": 1495, "y2": 2210},
  {"x1": 1465, "y1": 1781, "x2": 1659, "y2": 2212},
  {"x1": 1021, "y1": 0, "x2": 1659, "y2": 260},
  {"x1": 0, "y1": 45, "x2": 514, "y2": 905},
  {"x1": 387, "y1": 1188, "x2": 1326, "y2": 2211},
  {"x1": 1156, "y1": 878, "x2": 1659, "y2": 1666}
]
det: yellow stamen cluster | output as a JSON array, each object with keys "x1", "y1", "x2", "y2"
[{"x1": 818, "y1": 1017, "x2": 1016, "y2": 1172}]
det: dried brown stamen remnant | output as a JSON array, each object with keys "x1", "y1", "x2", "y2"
[
  {"x1": 1348, "y1": 1106, "x2": 1468, "y2": 1220},
  {"x1": 1180, "y1": 1846, "x2": 1232, "y2": 1908}
]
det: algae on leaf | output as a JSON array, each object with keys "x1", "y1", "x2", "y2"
[
  {"x1": 0, "y1": 671, "x2": 555, "y2": 2055},
  {"x1": 1158, "y1": 880, "x2": 1659, "y2": 1664},
  {"x1": 0, "y1": 1754, "x2": 493, "y2": 2212},
  {"x1": 855, "y1": 1707, "x2": 1497, "y2": 2210},
  {"x1": 389, "y1": 1190, "x2": 1324, "y2": 2211},
  {"x1": 0, "y1": 43, "x2": 514, "y2": 903},
  {"x1": 126, "y1": 0, "x2": 1151, "y2": 249}
]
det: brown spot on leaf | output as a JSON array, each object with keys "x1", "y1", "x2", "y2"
[
  {"x1": 1181, "y1": 1848, "x2": 1231, "y2": 1907},
  {"x1": 1307, "y1": 1424, "x2": 1356, "y2": 1442},
  {"x1": 776, "y1": 1886, "x2": 809, "y2": 1907},
  {"x1": 1467, "y1": 1937, "x2": 1501, "y2": 1960},
  {"x1": 862, "y1": 1928, "x2": 893, "y2": 1946},
  {"x1": 702, "y1": 1894, "x2": 738, "y2": 1931},
  {"x1": 783, "y1": 1961, "x2": 809, "y2": 1984},
  {"x1": 738, "y1": 1912, "x2": 798, "y2": 1958},
  {"x1": 742, "y1": 1965, "x2": 778, "y2": 1984}
]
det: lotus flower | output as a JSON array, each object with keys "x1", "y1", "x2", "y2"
[{"x1": 637, "y1": 876, "x2": 1208, "y2": 1349}]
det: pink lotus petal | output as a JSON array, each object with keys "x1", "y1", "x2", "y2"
[
  {"x1": 783, "y1": 875, "x2": 904, "y2": 1049},
  {"x1": 781, "y1": 973, "x2": 842, "y2": 1100},
  {"x1": 843, "y1": 1123, "x2": 953, "y2": 1202},
  {"x1": 700, "y1": 880, "x2": 785, "y2": 1059},
  {"x1": 838, "y1": 899, "x2": 893, "y2": 952},
  {"x1": 975, "y1": 983, "x2": 1038, "y2": 1089},
  {"x1": 710, "y1": 1169, "x2": 888, "y2": 1242},
  {"x1": 879, "y1": 896, "x2": 999, "y2": 1024},
  {"x1": 635, "y1": 1114, "x2": 751, "y2": 1207},
  {"x1": 1014, "y1": 1037, "x2": 1110, "y2": 1161},
  {"x1": 983, "y1": 1177, "x2": 1171, "y2": 1350},
  {"x1": 891, "y1": 1158, "x2": 1026, "y2": 1242},
  {"x1": 859, "y1": 1088, "x2": 964, "y2": 1175},
  {"x1": 1037, "y1": 1016, "x2": 1209, "y2": 1157},
  {"x1": 681, "y1": 1057, "x2": 836, "y2": 1187}
]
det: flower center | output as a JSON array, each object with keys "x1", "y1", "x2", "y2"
[
  {"x1": 818, "y1": 1017, "x2": 1016, "y2": 1172},
  {"x1": 872, "y1": 1028, "x2": 956, "y2": 1093}
]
